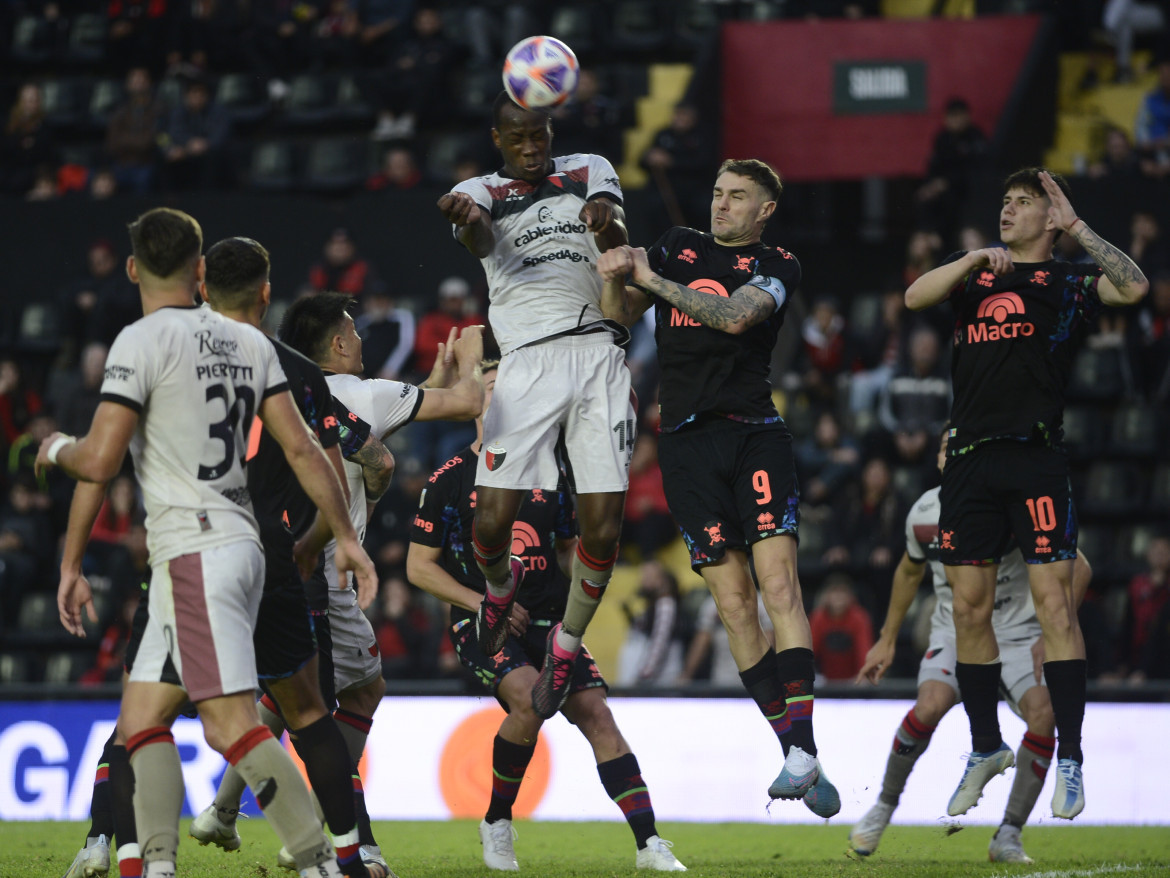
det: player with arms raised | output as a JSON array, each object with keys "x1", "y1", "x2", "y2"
[{"x1": 437, "y1": 91, "x2": 633, "y2": 719}]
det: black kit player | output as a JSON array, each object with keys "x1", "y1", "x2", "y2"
[
  {"x1": 597, "y1": 158, "x2": 838, "y2": 817},
  {"x1": 406, "y1": 360, "x2": 685, "y2": 872},
  {"x1": 905, "y1": 168, "x2": 1148, "y2": 820},
  {"x1": 437, "y1": 92, "x2": 634, "y2": 721}
]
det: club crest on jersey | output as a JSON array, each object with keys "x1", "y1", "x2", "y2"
[
  {"x1": 538, "y1": 205, "x2": 553, "y2": 222},
  {"x1": 486, "y1": 444, "x2": 507, "y2": 471}
]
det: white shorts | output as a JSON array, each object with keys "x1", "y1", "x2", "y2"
[
  {"x1": 329, "y1": 585, "x2": 382, "y2": 694},
  {"x1": 918, "y1": 623, "x2": 1045, "y2": 717},
  {"x1": 477, "y1": 333, "x2": 634, "y2": 493},
  {"x1": 130, "y1": 540, "x2": 264, "y2": 702}
]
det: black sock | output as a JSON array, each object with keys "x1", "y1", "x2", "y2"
[
  {"x1": 108, "y1": 743, "x2": 137, "y2": 851},
  {"x1": 738, "y1": 650, "x2": 792, "y2": 755},
  {"x1": 289, "y1": 715, "x2": 359, "y2": 839},
  {"x1": 597, "y1": 753, "x2": 656, "y2": 849},
  {"x1": 1044, "y1": 659, "x2": 1086, "y2": 763},
  {"x1": 955, "y1": 661, "x2": 1003, "y2": 753},
  {"x1": 485, "y1": 735, "x2": 536, "y2": 824},
  {"x1": 776, "y1": 647, "x2": 817, "y2": 757},
  {"x1": 87, "y1": 732, "x2": 117, "y2": 840},
  {"x1": 351, "y1": 763, "x2": 376, "y2": 847}
]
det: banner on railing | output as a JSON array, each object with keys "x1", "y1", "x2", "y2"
[{"x1": 2, "y1": 698, "x2": 1167, "y2": 824}]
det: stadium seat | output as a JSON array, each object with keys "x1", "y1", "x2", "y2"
[
  {"x1": 41, "y1": 77, "x2": 92, "y2": 135},
  {"x1": 335, "y1": 74, "x2": 375, "y2": 129},
  {"x1": 1149, "y1": 463, "x2": 1170, "y2": 516},
  {"x1": 457, "y1": 68, "x2": 503, "y2": 122},
  {"x1": 1109, "y1": 402, "x2": 1162, "y2": 459},
  {"x1": 848, "y1": 292, "x2": 884, "y2": 338},
  {"x1": 155, "y1": 76, "x2": 184, "y2": 113},
  {"x1": 1114, "y1": 524, "x2": 1159, "y2": 579},
  {"x1": 64, "y1": 12, "x2": 107, "y2": 67},
  {"x1": 18, "y1": 593, "x2": 59, "y2": 631},
  {"x1": 17, "y1": 302, "x2": 61, "y2": 353},
  {"x1": 10, "y1": 14, "x2": 53, "y2": 66},
  {"x1": 280, "y1": 74, "x2": 338, "y2": 129},
  {"x1": 795, "y1": 511, "x2": 830, "y2": 581},
  {"x1": 216, "y1": 73, "x2": 271, "y2": 129},
  {"x1": 422, "y1": 131, "x2": 471, "y2": 184},
  {"x1": 611, "y1": 1, "x2": 668, "y2": 56},
  {"x1": 44, "y1": 652, "x2": 88, "y2": 684},
  {"x1": 673, "y1": 0, "x2": 720, "y2": 52},
  {"x1": 0, "y1": 653, "x2": 30, "y2": 684},
  {"x1": 1075, "y1": 524, "x2": 1115, "y2": 580},
  {"x1": 1060, "y1": 404, "x2": 1103, "y2": 459},
  {"x1": 549, "y1": 8, "x2": 598, "y2": 57},
  {"x1": 301, "y1": 138, "x2": 366, "y2": 195},
  {"x1": 1079, "y1": 461, "x2": 1144, "y2": 520},
  {"x1": 1066, "y1": 346, "x2": 1129, "y2": 402},
  {"x1": 246, "y1": 140, "x2": 298, "y2": 192},
  {"x1": 87, "y1": 78, "x2": 126, "y2": 133}
]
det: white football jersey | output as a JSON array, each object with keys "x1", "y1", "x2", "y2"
[
  {"x1": 320, "y1": 373, "x2": 422, "y2": 590},
  {"x1": 904, "y1": 487, "x2": 1037, "y2": 637},
  {"x1": 100, "y1": 304, "x2": 287, "y2": 564},
  {"x1": 451, "y1": 153, "x2": 623, "y2": 354}
]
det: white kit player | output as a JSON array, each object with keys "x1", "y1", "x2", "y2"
[
  {"x1": 850, "y1": 431, "x2": 1091, "y2": 864},
  {"x1": 437, "y1": 90, "x2": 634, "y2": 720},
  {"x1": 40, "y1": 208, "x2": 376, "y2": 878}
]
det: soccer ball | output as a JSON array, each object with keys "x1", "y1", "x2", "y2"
[{"x1": 502, "y1": 35, "x2": 579, "y2": 109}]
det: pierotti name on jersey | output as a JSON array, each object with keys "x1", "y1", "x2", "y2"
[
  {"x1": 522, "y1": 249, "x2": 591, "y2": 268},
  {"x1": 195, "y1": 362, "x2": 255, "y2": 381},
  {"x1": 513, "y1": 220, "x2": 588, "y2": 247}
]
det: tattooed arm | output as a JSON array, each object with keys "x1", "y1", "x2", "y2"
[
  {"x1": 627, "y1": 245, "x2": 777, "y2": 335},
  {"x1": 352, "y1": 433, "x2": 395, "y2": 504},
  {"x1": 1040, "y1": 170, "x2": 1148, "y2": 306}
]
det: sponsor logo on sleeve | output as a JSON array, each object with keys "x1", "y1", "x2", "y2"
[{"x1": 104, "y1": 365, "x2": 135, "y2": 381}]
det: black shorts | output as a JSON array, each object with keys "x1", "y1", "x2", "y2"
[
  {"x1": 124, "y1": 575, "x2": 182, "y2": 689},
  {"x1": 450, "y1": 616, "x2": 606, "y2": 710},
  {"x1": 313, "y1": 609, "x2": 336, "y2": 709},
  {"x1": 939, "y1": 441, "x2": 1077, "y2": 566},
  {"x1": 254, "y1": 576, "x2": 317, "y2": 682},
  {"x1": 658, "y1": 418, "x2": 799, "y2": 569}
]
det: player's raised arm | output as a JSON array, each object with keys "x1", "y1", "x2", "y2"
[
  {"x1": 415, "y1": 325, "x2": 485, "y2": 422},
  {"x1": 439, "y1": 191, "x2": 494, "y2": 259},
  {"x1": 597, "y1": 246, "x2": 653, "y2": 327},
  {"x1": 905, "y1": 249, "x2": 1012, "y2": 311},
  {"x1": 580, "y1": 196, "x2": 628, "y2": 253},
  {"x1": 856, "y1": 551, "x2": 927, "y2": 685}
]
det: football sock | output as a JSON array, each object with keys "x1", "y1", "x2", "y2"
[
  {"x1": 334, "y1": 709, "x2": 377, "y2": 847},
  {"x1": 126, "y1": 727, "x2": 182, "y2": 874},
  {"x1": 288, "y1": 714, "x2": 366, "y2": 877},
  {"x1": 1044, "y1": 659, "x2": 1086, "y2": 763},
  {"x1": 738, "y1": 650, "x2": 791, "y2": 755},
  {"x1": 108, "y1": 742, "x2": 137, "y2": 852},
  {"x1": 597, "y1": 753, "x2": 656, "y2": 849},
  {"x1": 212, "y1": 695, "x2": 287, "y2": 821},
  {"x1": 472, "y1": 524, "x2": 514, "y2": 598},
  {"x1": 87, "y1": 731, "x2": 116, "y2": 840},
  {"x1": 776, "y1": 647, "x2": 817, "y2": 757},
  {"x1": 226, "y1": 726, "x2": 333, "y2": 872},
  {"x1": 880, "y1": 709, "x2": 936, "y2": 806},
  {"x1": 561, "y1": 543, "x2": 618, "y2": 647},
  {"x1": 116, "y1": 843, "x2": 143, "y2": 878},
  {"x1": 955, "y1": 660, "x2": 1004, "y2": 753},
  {"x1": 485, "y1": 735, "x2": 536, "y2": 824},
  {"x1": 1004, "y1": 731, "x2": 1055, "y2": 827}
]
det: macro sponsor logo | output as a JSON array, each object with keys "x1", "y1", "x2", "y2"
[
  {"x1": 511, "y1": 521, "x2": 549, "y2": 571},
  {"x1": 521, "y1": 249, "x2": 590, "y2": 269},
  {"x1": 513, "y1": 220, "x2": 587, "y2": 248},
  {"x1": 670, "y1": 279, "x2": 729, "y2": 327},
  {"x1": 968, "y1": 291, "x2": 1033, "y2": 344}
]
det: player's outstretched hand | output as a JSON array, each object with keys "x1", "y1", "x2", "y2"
[
  {"x1": 856, "y1": 637, "x2": 896, "y2": 685},
  {"x1": 1039, "y1": 170, "x2": 1077, "y2": 231},
  {"x1": 596, "y1": 246, "x2": 634, "y2": 282},
  {"x1": 426, "y1": 327, "x2": 459, "y2": 389},
  {"x1": 626, "y1": 246, "x2": 653, "y2": 286},
  {"x1": 438, "y1": 192, "x2": 481, "y2": 226},
  {"x1": 35, "y1": 431, "x2": 72, "y2": 478},
  {"x1": 579, "y1": 199, "x2": 615, "y2": 234},
  {"x1": 970, "y1": 246, "x2": 1014, "y2": 276},
  {"x1": 453, "y1": 324, "x2": 485, "y2": 366},
  {"x1": 336, "y1": 537, "x2": 378, "y2": 609},
  {"x1": 58, "y1": 567, "x2": 97, "y2": 638},
  {"x1": 508, "y1": 602, "x2": 530, "y2": 637}
]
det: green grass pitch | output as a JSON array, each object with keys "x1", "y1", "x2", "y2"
[{"x1": 2, "y1": 820, "x2": 1168, "y2": 878}]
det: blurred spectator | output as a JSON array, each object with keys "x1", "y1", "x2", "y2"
[
  {"x1": 167, "y1": 0, "x2": 251, "y2": 73},
  {"x1": 365, "y1": 456, "x2": 427, "y2": 577},
  {"x1": 80, "y1": 590, "x2": 140, "y2": 686},
  {"x1": 314, "y1": 0, "x2": 362, "y2": 69},
  {"x1": 1087, "y1": 125, "x2": 1145, "y2": 179},
  {"x1": 373, "y1": 574, "x2": 447, "y2": 678},
  {"x1": 1121, "y1": 534, "x2": 1170, "y2": 681},
  {"x1": 357, "y1": 0, "x2": 415, "y2": 67},
  {"x1": 1, "y1": 82, "x2": 58, "y2": 198},
  {"x1": 902, "y1": 229, "x2": 943, "y2": 288},
  {"x1": 450, "y1": 149, "x2": 486, "y2": 184},
  {"x1": 876, "y1": 326, "x2": 951, "y2": 467},
  {"x1": 159, "y1": 75, "x2": 233, "y2": 191},
  {"x1": 306, "y1": 227, "x2": 382, "y2": 303},
  {"x1": 104, "y1": 66, "x2": 164, "y2": 194},
  {"x1": 366, "y1": 144, "x2": 424, "y2": 190},
  {"x1": 1135, "y1": 55, "x2": 1170, "y2": 178},
  {"x1": 794, "y1": 410, "x2": 860, "y2": 508},
  {"x1": 462, "y1": 2, "x2": 541, "y2": 68},
  {"x1": 86, "y1": 473, "x2": 148, "y2": 604},
  {"x1": 915, "y1": 98, "x2": 987, "y2": 244},
  {"x1": 552, "y1": 68, "x2": 625, "y2": 162},
  {"x1": 1127, "y1": 209, "x2": 1170, "y2": 279},
  {"x1": 957, "y1": 224, "x2": 992, "y2": 253},
  {"x1": 1102, "y1": 0, "x2": 1165, "y2": 84},
  {"x1": 26, "y1": 165, "x2": 59, "y2": 201},
  {"x1": 640, "y1": 102, "x2": 718, "y2": 231},
  {"x1": 823, "y1": 456, "x2": 904, "y2": 607},
  {"x1": 0, "y1": 358, "x2": 43, "y2": 449},
  {"x1": 89, "y1": 168, "x2": 119, "y2": 199},
  {"x1": 248, "y1": 0, "x2": 318, "y2": 90},
  {"x1": 849, "y1": 289, "x2": 907, "y2": 416},
  {"x1": 370, "y1": 4, "x2": 457, "y2": 140},
  {"x1": 107, "y1": 0, "x2": 176, "y2": 74},
  {"x1": 679, "y1": 590, "x2": 772, "y2": 686},
  {"x1": 57, "y1": 239, "x2": 140, "y2": 367},
  {"x1": 796, "y1": 296, "x2": 847, "y2": 407},
  {"x1": 53, "y1": 342, "x2": 109, "y2": 437},
  {"x1": 616, "y1": 560, "x2": 687, "y2": 687},
  {"x1": 355, "y1": 285, "x2": 416, "y2": 380},
  {"x1": 808, "y1": 572, "x2": 873, "y2": 681},
  {"x1": 0, "y1": 473, "x2": 54, "y2": 625},
  {"x1": 620, "y1": 434, "x2": 676, "y2": 563},
  {"x1": 413, "y1": 275, "x2": 478, "y2": 376},
  {"x1": 1131, "y1": 270, "x2": 1170, "y2": 400}
]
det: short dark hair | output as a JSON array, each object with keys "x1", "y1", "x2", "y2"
[
  {"x1": 945, "y1": 97, "x2": 970, "y2": 114},
  {"x1": 491, "y1": 90, "x2": 549, "y2": 130},
  {"x1": 1003, "y1": 166, "x2": 1070, "y2": 201},
  {"x1": 126, "y1": 207, "x2": 202, "y2": 280},
  {"x1": 204, "y1": 237, "x2": 270, "y2": 311},
  {"x1": 717, "y1": 159, "x2": 782, "y2": 203},
  {"x1": 279, "y1": 291, "x2": 353, "y2": 366}
]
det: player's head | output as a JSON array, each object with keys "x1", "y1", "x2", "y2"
[
  {"x1": 202, "y1": 237, "x2": 271, "y2": 317},
  {"x1": 1000, "y1": 167, "x2": 1071, "y2": 246},
  {"x1": 126, "y1": 207, "x2": 203, "y2": 286},
  {"x1": 711, "y1": 159, "x2": 781, "y2": 246},
  {"x1": 279, "y1": 291, "x2": 363, "y2": 375},
  {"x1": 491, "y1": 91, "x2": 553, "y2": 184}
]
